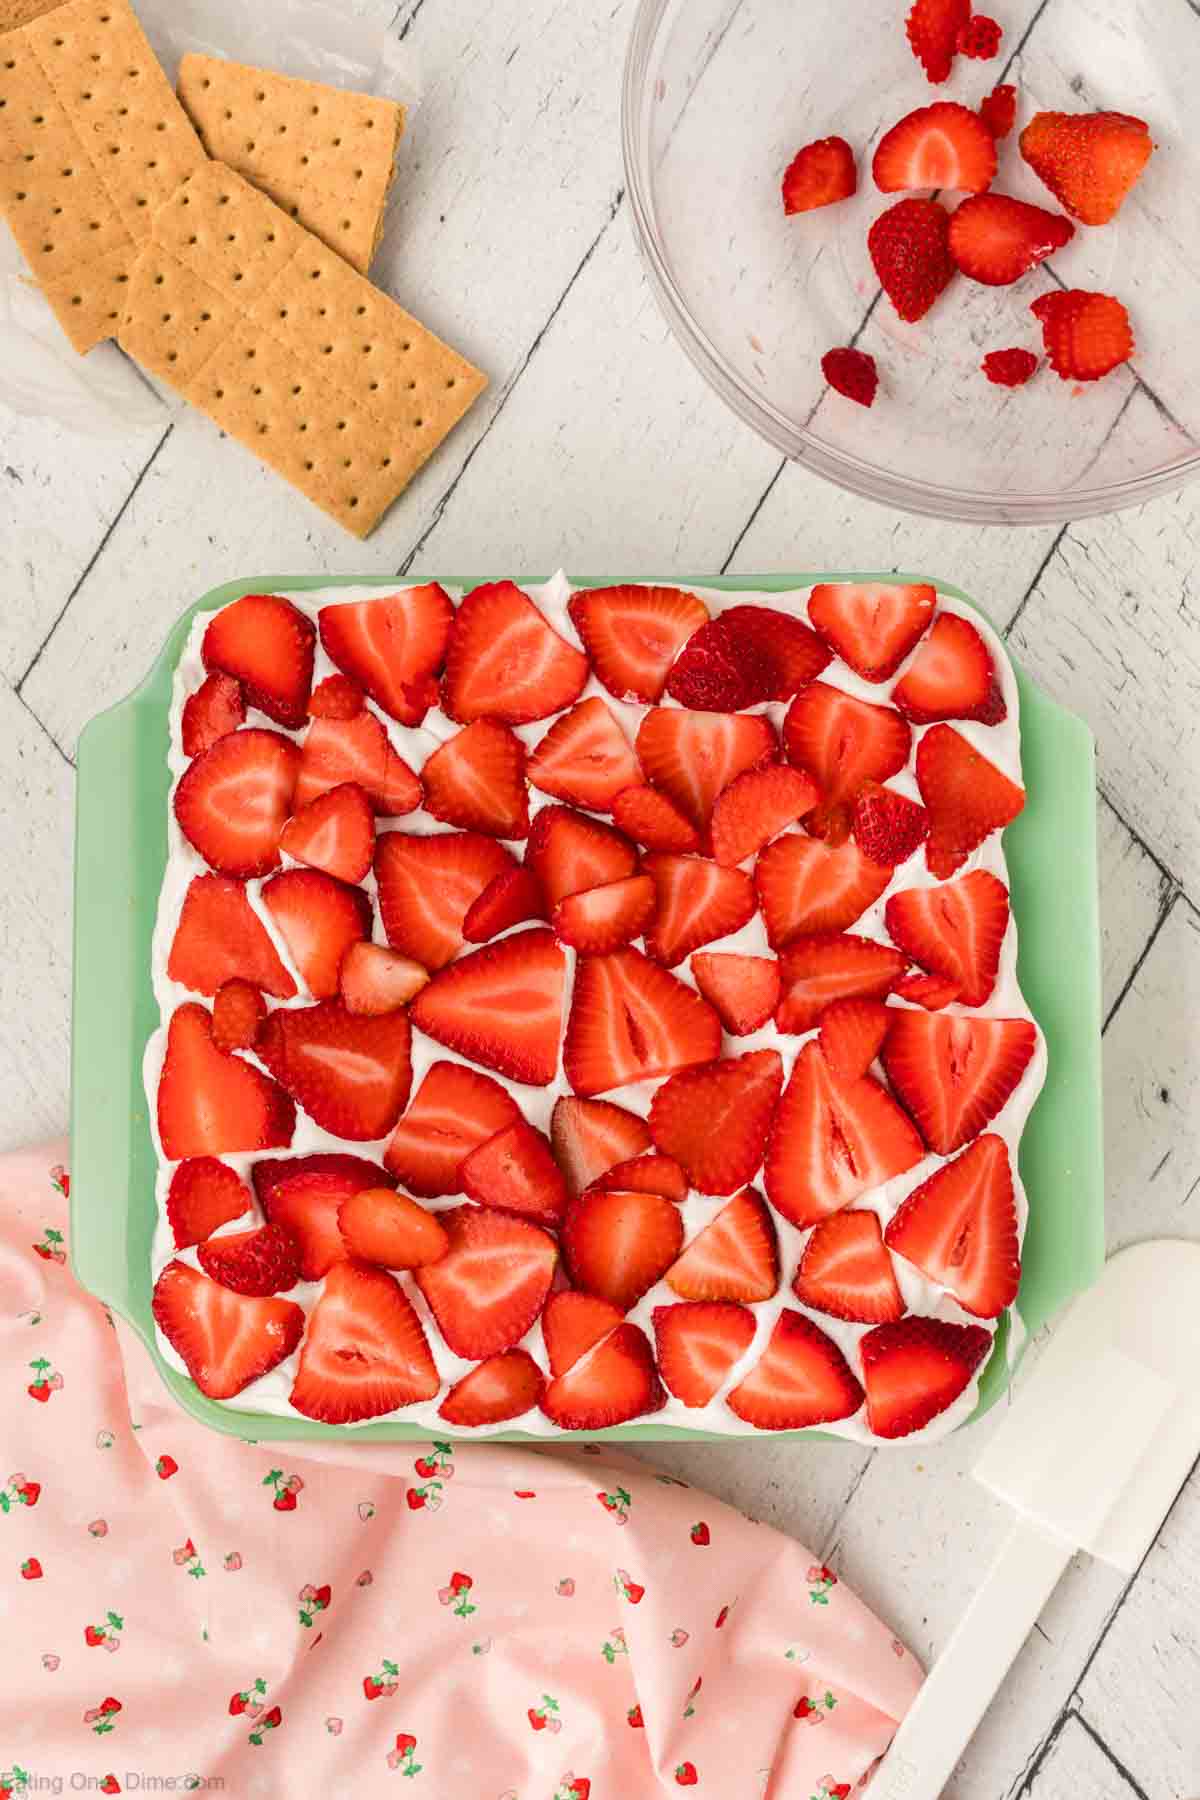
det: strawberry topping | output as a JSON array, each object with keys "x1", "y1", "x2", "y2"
[
  {"x1": 385, "y1": 1062, "x2": 521, "y2": 1197},
  {"x1": 197, "y1": 1222, "x2": 302, "y2": 1296},
  {"x1": 792, "y1": 1210, "x2": 905, "y2": 1324},
  {"x1": 885, "y1": 869, "x2": 1010, "y2": 1006},
  {"x1": 439, "y1": 1349, "x2": 545, "y2": 1427},
  {"x1": 210, "y1": 978, "x2": 266, "y2": 1051},
  {"x1": 643, "y1": 853, "x2": 757, "y2": 967},
  {"x1": 665, "y1": 1187, "x2": 779, "y2": 1303},
  {"x1": 567, "y1": 585, "x2": 709, "y2": 704},
  {"x1": 549, "y1": 1096, "x2": 652, "y2": 1199},
  {"x1": 916, "y1": 724, "x2": 1025, "y2": 877},
  {"x1": 818, "y1": 997, "x2": 893, "y2": 1083},
  {"x1": 339, "y1": 942, "x2": 429, "y2": 1015},
  {"x1": 256, "y1": 1001, "x2": 412, "y2": 1142},
  {"x1": 279, "y1": 782, "x2": 375, "y2": 884},
  {"x1": 540, "y1": 1323, "x2": 664, "y2": 1430},
  {"x1": 181, "y1": 672, "x2": 245, "y2": 758},
  {"x1": 442, "y1": 581, "x2": 588, "y2": 724},
  {"x1": 167, "y1": 874, "x2": 296, "y2": 999},
  {"x1": 564, "y1": 948, "x2": 721, "y2": 1096},
  {"x1": 153, "y1": 1260, "x2": 304, "y2": 1400},
  {"x1": 157, "y1": 1003, "x2": 294, "y2": 1160},
  {"x1": 807, "y1": 582, "x2": 935, "y2": 683},
  {"x1": 318, "y1": 585, "x2": 454, "y2": 726},
  {"x1": 415, "y1": 1205, "x2": 558, "y2": 1360},
  {"x1": 261, "y1": 868, "x2": 372, "y2": 1000},
  {"x1": 563, "y1": 1186, "x2": 684, "y2": 1311},
  {"x1": 290, "y1": 1261, "x2": 440, "y2": 1423},
  {"x1": 882, "y1": 1011, "x2": 1037, "y2": 1153},
  {"x1": 860, "y1": 1316, "x2": 992, "y2": 1439},
  {"x1": 636, "y1": 708, "x2": 777, "y2": 835},
  {"x1": 526, "y1": 805, "x2": 639, "y2": 909},
  {"x1": 851, "y1": 782, "x2": 930, "y2": 867},
  {"x1": 611, "y1": 784, "x2": 702, "y2": 855},
  {"x1": 542, "y1": 1290, "x2": 624, "y2": 1377},
  {"x1": 337, "y1": 1187, "x2": 450, "y2": 1270},
  {"x1": 893, "y1": 612, "x2": 1006, "y2": 725},
  {"x1": 689, "y1": 952, "x2": 781, "y2": 1036},
  {"x1": 774, "y1": 934, "x2": 908, "y2": 1034},
  {"x1": 885, "y1": 1133, "x2": 1019, "y2": 1318},
  {"x1": 409, "y1": 929, "x2": 567, "y2": 1087},
  {"x1": 756, "y1": 835, "x2": 893, "y2": 947},
  {"x1": 462, "y1": 865, "x2": 548, "y2": 943},
  {"x1": 460, "y1": 1119, "x2": 569, "y2": 1227},
  {"x1": 726, "y1": 1309, "x2": 863, "y2": 1430},
  {"x1": 649, "y1": 1051, "x2": 784, "y2": 1196},
  {"x1": 654, "y1": 1301, "x2": 756, "y2": 1407},
  {"x1": 553, "y1": 874, "x2": 657, "y2": 954},
  {"x1": 166, "y1": 1156, "x2": 252, "y2": 1249},
  {"x1": 174, "y1": 728, "x2": 299, "y2": 879},
  {"x1": 202, "y1": 593, "x2": 315, "y2": 728},
  {"x1": 375, "y1": 831, "x2": 514, "y2": 971},
  {"x1": 294, "y1": 712, "x2": 421, "y2": 817},
  {"x1": 527, "y1": 697, "x2": 642, "y2": 812}
]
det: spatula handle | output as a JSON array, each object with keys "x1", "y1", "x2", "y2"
[{"x1": 869, "y1": 1516, "x2": 1073, "y2": 1800}]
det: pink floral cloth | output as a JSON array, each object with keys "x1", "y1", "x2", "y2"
[{"x1": 1, "y1": 1142, "x2": 921, "y2": 1798}]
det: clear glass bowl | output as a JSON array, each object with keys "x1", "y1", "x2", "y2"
[{"x1": 622, "y1": 0, "x2": 1200, "y2": 524}]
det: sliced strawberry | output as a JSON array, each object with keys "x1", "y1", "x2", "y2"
[
  {"x1": 563, "y1": 1187, "x2": 683, "y2": 1310},
  {"x1": 590, "y1": 1154, "x2": 688, "y2": 1203},
  {"x1": 202, "y1": 593, "x2": 315, "y2": 729},
  {"x1": 462, "y1": 865, "x2": 548, "y2": 943},
  {"x1": 415, "y1": 1205, "x2": 558, "y2": 1359},
  {"x1": 421, "y1": 720, "x2": 530, "y2": 839},
  {"x1": 905, "y1": 0, "x2": 969, "y2": 84},
  {"x1": 852, "y1": 783, "x2": 930, "y2": 867},
  {"x1": 256, "y1": 1001, "x2": 412, "y2": 1141},
  {"x1": 649, "y1": 1051, "x2": 783, "y2": 1195},
  {"x1": 460, "y1": 1120, "x2": 569, "y2": 1227},
  {"x1": 1030, "y1": 289, "x2": 1135, "y2": 383},
  {"x1": 549, "y1": 1096, "x2": 652, "y2": 1198},
  {"x1": 710, "y1": 765, "x2": 820, "y2": 867},
  {"x1": 894, "y1": 971, "x2": 961, "y2": 1010},
  {"x1": 197, "y1": 1221, "x2": 302, "y2": 1295},
  {"x1": 261, "y1": 868, "x2": 372, "y2": 1000},
  {"x1": 917, "y1": 724, "x2": 1025, "y2": 877},
  {"x1": 168, "y1": 874, "x2": 296, "y2": 999},
  {"x1": 611, "y1": 784, "x2": 701, "y2": 854},
  {"x1": 157, "y1": 1003, "x2": 294, "y2": 1160},
  {"x1": 211, "y1": 978, "x2": 265, "y2": 1051},
  {"x1": 318, "y1": 585, "x2": 454, "y2": 726},
  {"x1": 979, "y1": 84, "x2": 1018, "y2": 141},
  {"x1": 526, "y1": 805, "x2": 639, "y2": 909},
  {"x1": 540, "y1": 1322, "x2": 664, "y2": 1429},
  {"x1": 883, "y1": 1011, "x2": 1037, "y2": 1153},
  {"x1": 182, "y1": 671, "x2": 245, "y2": 758},
  {"x1": 339, "y1": 941, "x2": 428, "y2": 1015},
  {"x1": 792, "y1": 1211, "x2": 905, "y2": 1323},
  {"x1": 443, "y1": 581, "x2": 588, "y2": 725},
  {"x1": 868, "y1": 197, "x2": 956, "y2": 324},
  {"x1": 893, "y1": 615, "x2": 1006, "y2": 725},
  {"x1": 873, "y1": 102, "x2": 998, "y2": 195},
  {"x1": 375, "y1": 831, "x2": 514, "y2": 970},
  {"x1": 294, "y1": 712, "x2": 421, "y2": 817},
  {"x1": 665, "y1": 1187, "x2": 779, "y2": 1303},
  {"x1": 152, "y1": 1259, "x2": 304, "y2": 1399},
  {"x1": 553, "y1": 875, "x2": 656, "y2": 954},
  {"x1": 782, "y1": 136, "x2": 857, "y2": 214},
  {"x1": 666, "y1": 609, "x2": 829, "y2": 711},
  {"x1": 541, "y1": 1289, "x2": 624, "y2": 1377},
  {"x1": 252, "y1": 1152, "x2": 395, "y2": 1280},
  {"x1": 818, "y1": 997, "x2": 892, "y2": 1082},
  {"x1": 643, "y1": 854, "x2": 756, "y2": 967},
  {"x1": 279, "y1": 782, "x2": 375, "y2": 883},
  {"x1": 385, "y1": 1062, "x2": 521, "y2": 1197},
  {"x1": 822, "y1": 347, "x2": 878, "y2": 408},
  {"x1": 763, "y1": 1040, "x2": 924, "y2": 1229},
  {"x1": 982, "y1": 347, "x2": 1039, "y2": 387},
  {"x1": 564, "y1": 948, "x2": 722, "y2": 1096},
  {"x1": 756, "y1": 837, "x2": 893, "y2": 948},
  {"x1": 567, "y1": 584, "x2": 709, "y2": 704},
  {"x1": 290, "y1": 1261, "x2": 440, "y2": 1423},
  {"x1": 886, "y1": 869, "x2": 1009, "y2": 1006},
  {"x1": 886, "y1": 1133, "x2": 1019, "y2": 1317},
  {"x1": 337, "y1": 1187, "x2": 450, "y2": 1269},
  {"x1": 527, "y1": 697, "x2": 641, "y2": 812},
  {"x1": 807, "y1": 582, "x2": 935, "y2": 683},
  {"x1": 860, "y1": 1316, "x2": 992, "y2": 1439},
  {"x1": 726, "y1": 1309, "x2": 863, "y2": 1429},
  {"x1": 783, "y1": 683, "x2": 911, "y2": 841},
  {"x1": 636, "y1": 708, "x2": 777, "y2": 835},
  {"x1": 653, "y1": 1301, "x2": 756, "y2": 1406},
  {"x1": 174, "y1": 729, "x2": 300, "y2": 879},
  {"x1": 1019, "y1": 111, "x2": 1154, "y2": 227},
  {"x1": 307, "y1": 672, "x2": 365, "y2": 720},
  {"x1": 958, "y1": 14, "x2": 1002, "y2": 57},
  {"x1": 949, "y1": 193, "x2": 1074, "y2": 287},
  {"x1": 690, "y1": 952, "x2": 781, "y2": 1036},
  {"x1": 411, "y1": 929, "x2": 566, "y2": 1086},
  {"x1": 166, "y1": 1156, "x2": 252, "y2": 1248},
  {"x1": 439, "y1": 1349, "x2": 545, "y2": 1427},
  {"x1": 775, "y1": 934, "x2": 908, "y2": 1034}
]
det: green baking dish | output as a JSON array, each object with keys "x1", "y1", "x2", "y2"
[{"x1": 70, "y1": 572, "x2": 1105, "y2": 1444}]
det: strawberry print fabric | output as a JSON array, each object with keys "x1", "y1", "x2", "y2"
[{"x1": 0, "y1": 1142, "x2": 921, "y2": 1797}]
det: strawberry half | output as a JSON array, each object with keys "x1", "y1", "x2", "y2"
[
  {"x1": 157, "y1": 1003, "x2": 295, "y2": 1160},
  {"x1": 167, "y1": 1156, "x2": 252, "y2": 1248},
  {"x1": 253, "y1": 1152, "x2": 396, "y2": 1279},
  {"x1": 873, "y1": 103, "x2": 998, "y2": 195},
  {"x1": 885, "y1": 1133, "x2": 1019, "y2": 1317},
  {"x1": 554, "y1": 874, "x2": 657, "y2": 954},
  {"x1": 775, "y1": 934, "x2": 908, "y2": 1034},
  {"x1": 462, "y1": 865, "x2": 548, "y2": 943},
  {"x1": 818, "y1": 997, "x2": 893, "y2": 1083},
  {"x1": 654, "y1": 1301, "x2": 756, "y2": 1406},
  {"x1": 821, "y1": 347, "x2": 878, "y2": 408},
  {"x1": 197, "y1": 1221, "x2": 302, "y2": 1296},
  {"x1": 665, "y1": 1187, "x2": 779, "y2": 1303},
  {"x1": 860, "y1": 1316, "x2": 992, "y2": 1439},
  {"x1": 567, "y1": 585, "x2": 709, "y2": 704},
  {"x1": 869, "y1": 197, "x2": 956, "y2": 324},
  {"x1": 756, "y1": 836, "x2": 893, "y2": 948},
  {"x1": 564, "y1": 947, "x2": 722, "y2": 1096},
  {"x1": 442, "y1": 581, "x2": 588, "y2": 725},
  {"x1": 710, "y1": 764, "x2": 820, "y2": 867},
  {"x1": 792, "y1": 1210, "x2": 905, "y2": 1324},
  {"x1": 643, "y1": 854, "x2": 756, "y2": 967},
  {"x1": 318, "y1": 585, "x2": 454, "y2": 726},
  {"x1": 979, "y1": 84, "x2": 1017, "y2": 141},
  {"x1": 375, "y1": 831, "x2": 514, "y2": 971},
  {"x1": 782, "y1": 136, "x2": 857, "y2": 214},
  {"x1": 294, "y1": 712, "x2": 421, "y2": 817},
  {"x1": 949, "y1": 193, "x2": 1074, "y2": 287},
  {"x1": 726, "y1": 1309, "x2": 863, "y2": 1430},
  {"x1": 763, "y1": 1040, "x2": 924, "y2": 1229},
  {"x1": 337, "y1": 1187, "x2": 450, "y2": 1269},
  {"x1": 542, "y1": 1290, "x2": 624, "y2": 1377},
  {"x1": 279, "y1": 782, "x2": 375, "y2": 884},
  {"x1": 1030, "y1": 290, "x2": 1135, "y2": 383},
  {"x1": 667, "y1": 608, "x2": 830, "y2": 711},
  {"x1": 1019, "y1": 111, "x2": 1154, "y2": 227},
  {"x1": 460, "y1": 1119, "x2": 569, "y2": 1227},
  {"x1": 152, "y1": 1259, "x2": 304, "y2": 1400},
  {"x1": 421, "y1": 720, "x2": 530, "y2": 839},
  {"x1": 807, "y1": 582, "x2": 935, "y2": 683},
  {"x1": 540, "y1": 1322, "x2": 664, "y2": 1429},
  {"x1": 916, "y1": 724, "x2": 1025, "y2": 877},
  {"x1": 611, "y1": 785, "x2": 701, "y2": 854},
  {"x1": 202, "y1": 593, "x2": 315, "y2": 729},
  {"x1": 308, "y1": 673, "x2": 365, "y2": 720},
  {"x1": 290, "y1": 1261, "x2": 440, "y2": 1423},
  {"x1": 256, "y1": 1001, "x2": 412, "y2": 1141},
  {"x1": 895, "y1": 971, "x2": 961, "y2": 1010},
  {"x1": 415, "y1": 1205, "x2": 558, "y2": 1359},
  {"x1": 168, "y1": 874, "x2": 297, "y2": 999},
  {"x1": 410, "y1": 929, "x2": 566, "y2": 1086},
  {"x1": 885, "y1": 869, "x2": 1009, "y2": 1006},
  {"x1": 527, "y1": 805, "x2": 639, "y2": 910},
  {"x1": 261, "y1": 868, "x2": 372, "y2": 1000},
  {"x1": 182, "y1": 671, "x2": 245, "y2": 758},
  {"x1": 905, "y1": 0, "x2": 970, "y2": 84},
  {"x1": 563, "y1": 1187, "x2": 683, "y2": 1310},
  {"x1": 649, "y1": 1051, "x2": 784, "y2": 1195},
  {"x1": 385, "y1": 1061, "x2": 521, "y2": 1197},
  {"x1": 783, "y1": 682, "x2": 911, "y2": 841},
  {"x1": 439, "y1": 1349, "x2": 545, "y2": 1427},
  {"x1": 174, "y1": 728, "x2": 300, "y2": 879},
  {"x1": 883, "y1": 1012, "x2": 1037, "y2": 1153},
  {"x1": 590, "y1": 1153, "x2": 688, "y2": 1203},
  {"x1": 549, "y1": 1095, "x2": 652, "y2": 1198},
  {"x1": 690, "y1": 952, "x2": 781, "y2": 1036},
  {"x1": 852, "y1": 782, "x2": 930, "y2": 867},
  {"x1": 527, "y1": 698, "x2": 641, "y2": 812},
  {"x1": 637, "y1": 708, "x2": 777, "y2": 835},
  {"x1": 982, "y1": 347, "x2": 1039, "y2": 388},
  {"x1": 211, "y1": 978, "x2": 266, "y2": 1051},
  {"x1": 339, "y1": 942, "x2": 429, "y2": 1015},
  {"x1": 894, "y1": 613, "x2": 1006, "y2": 725}
]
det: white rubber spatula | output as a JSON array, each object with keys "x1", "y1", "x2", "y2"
[{"x1": 870, "y1": 1239, "x2": 1200, "y2": 1800}]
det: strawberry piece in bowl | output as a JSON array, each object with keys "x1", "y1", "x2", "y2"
[
  {"x1": 1019, "y1": 111, "x2": 1154, "y2": 227},
  {"x1": 982, "y1": 347, "x2": 1039, "y2": 388},
  {"x1": 821, "y1": 347, "x2": 878, "y2": 408},
  {"x1": 1030, "y1": 290, "x2": 1135, "y2": 384},
  {"x1": 869, "y1": 197, "x2": 957, "y2": 324},
  {"x1": 949, "y1": 194, "x2": 1074, "y2": 287},
  {"x1": 782, "y1": 135, "x2": 857, "y2": 214},
  {"x1": 905, "y1": 0, "x2": 970, "y2": 85},
  {"x1": 873, "y1": 103, "x2": 997, "y2": 196}
]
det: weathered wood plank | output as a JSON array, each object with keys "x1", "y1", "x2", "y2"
[
  {"x1": 1022, "y1": 1712, "x2": 1144, "y2": 1800},
  {"x1": 1096, "y1": 795, "x2": 1173, "y2": 1020}
]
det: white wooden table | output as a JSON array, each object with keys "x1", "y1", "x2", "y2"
[{"x1": 1, "y1": 0, "x2": 1197, "y2": 1793}]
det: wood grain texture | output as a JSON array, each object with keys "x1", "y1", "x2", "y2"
[{"x1": 1023, "y1": 1712, "x2": 1144, "y2": 1800}]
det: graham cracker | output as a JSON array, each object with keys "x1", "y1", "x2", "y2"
[
  {"x1": 176, "y1": 52, "x2": 404, "y2": 276},
  {"x1": 0, "y1": 0, "x2": 66, "y2": 33},
  {"x1": 118, "y1": 162, "x2": 486, "y2": 538},
  {"x1": 0, "y1": 0, "x2": 205, "y2": 351}
]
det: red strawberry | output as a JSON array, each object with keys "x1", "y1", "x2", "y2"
[
  {"x1": 462, "y1": 865, "x2": 548, "y2": 943},
  {"x1": 895, "y1": 971, "x2": 961, "y2": 1009},
  {"x1": 979, "y1": 84, "x2": 1018, "y2": 141},
  {"x1": 540, "y1": 1322, "x2": 665, "y2": 1429},
  {"x1": 883, "y1": 1011, "x2": 1037, "y2": 1153},
  {"x1": 461, "y1": 1119, "x2": 569, "y2": 1226},
  {"x1": 158, "y1": 1003, "x2": 294, "y2": 1159},
  {"x1": 318, "y1": 585, "x2": 453, "y2": 726},
  {"x1": 167, "y1": 874, "x2": 297, "y2": 999},
  {"x1": 782, "y1": 136, "x2": 857, "y2": 213},
  {"x1": 438, "y1": 1348, "x2": 545, "y2": 1426},
  {"x1": 905, "y1": 0, "x2": 969, "y2": 83},
  {"x1": 202, "y1": 593, "x2": 315, "y2": 728},
  {"x1": 549, "y1": 1096, "x2": 651, "y2": 1198},
  {"x1": 666, "y1": 610, "x2": 829, "y2": 711},
  {"x1": 21, "y1": 1556, "x2": 43, "y2": 1576},
  {"x1": 653, "y1": 1301, "x2": 756, "y2": 1406},
  {"x1": 775, "y1": 935, "x2": 908, "y2": 1034},
  {"x1": 336, "y1": 1187, "x2": 450, "y2": 1269},
  {"x1": 710, "y1": 764, "x2": 820, "y2": 867},
  {"x1": 949, "y1": 193, "x2": 1074, "y2": 286},
  {"x1": 294, "y1": 712, "x2": 421, "y2": 816},
  {"x1": 167, "y1": 1156, "x2": 252, "y2": 1248},
  {"x1": 1030, "y1": 290, "x2": 1134, "y2": 383},
  {"x1": 611, "y1": 784, "x2": 701, "y2": 854},
  {"x1": 665, "y1": 1186, "x2": 779, "y2": 1303},
  {"x1": 675, "y1": 1765, "x2": 699, "y2": 1787},
  {"x1": 818, "y1": 997, "x2": 892, "y2": 1082},
  {"x1": 376, "y1": 831, "x2": 513, "y2": 970},
  {"x1": 917, "y1": 724, "x2": 1025, "y2": 876},
  {"x1": 982, "y1": 347, "x2": 1039, "y2": 387},
  {"x1": 542, "y1": 1289, "x2": 624, "y2": 1376},
  {"x1": 279, "y1": 782, "x2": 375, "y2": 884},
  {"x1": 410, "y1": 929, "x2": 566, "y2": 1086},
  {"x1": 564, "y1": 947, "x2": 721, "y2": 1095},
  {"x1": 807, "y1": 581, "x2": 935, "y2": 683},
  {"x1": 339, "y1": 942, "x2": 428, "y2": 1014},
  {"x1": 415, "y1": 1206, "x2": 557, "y2": 1358},
  {"x1": 527, "y1": 698, "x2": 641, "y2": 812},
  {"x1": 254, "y1": 1153, "x2": 397, "y2": 1279},
  {"x1": 174, "y1": 728, "x2": 300, "y2": 879},
  {"x1": 261, "y1": 868, "x2": 372, "y2": 1000},
  {"x1": 726, "y1": 1309, "x2": 863, "y2": 1429},
  {"x1": 784, "y1": 683, "x2": 910, "y2": 840},
  {"x1": 567, "y1": 584, "x2": 709, "y2": 704},
  {"x1": 636, "y1": 708, "x2": 777, "y2": 835},
  {"x1": 873, "y1": 103, "x2": 998, "y2": 195},
  {"x1": 256, "y1": 1001, "x2": 412, "y2": 1141},
  {"x1": 308, "y1": 672, "x2": 365, "y2": 720},
  {"x1": 756, "y1": 836, "x2": 893, "y2": 948},
  {"x1": 182, "y1": 671, "x2": 245, "y2": 758},
  {"x1": 443, "y1": 581, "x2": 587, "y2": 724},
  {"x1": 152, "y1": 1259, "x2": 304, "y2": 1399},
  {"x1": 852, "y1": 782, "x2": 930, "y2": 867},
  {"x1": 554, "y1": 874, "x2": 656, "y2": 954},
  {"x1": 869, "y1": 197, "x2": 957, "y2": 323},
  {"x1": 290, "y1": 1261, "x2": 439, "y2": 1423},
  {"x1": 563, "y1": 1187, "x2": 683, "y2": 1309},
  {"x1": 385, "y1": 1062, "x2": 520, "y2": 1197},
  {"x1": 649, "y1": 1052, "x2": 783, "y2": 1195},
  {"x1": 197, "y1": 1222, "x2": 302, "y2": 1295},
  {"x1": 886, "y1": 869, "x2": 1009, "y2": 1006},
  {"x1": 958, "y1": 14, "x2": 1002, "y2": 56},
  {"x1": 643, "y1": 854, "x2": 756, "y2": 967},
  {"x1": 886, "y1": 1133, "x2": 1019, "y2": 1316},
  {"x1": 590, "y1": 1154, "x2": 688, "y2": 1203},
  {"x1": 764, "y1": 1040, "x2": 924, "y2": 1229},
  {"x1": 792, "y1": 1210, "x2": 905, "y2": 1323},
  {"x1": 527, "y1": 806, "x2": 638, "y2": 909},
  {"x1": 211, "y1": 978, "x2": 266, "y2": 1051},
  {"x1": 860, "y1": 1316, "x2": 992, "y2": 1438},
  {"x1": 421, "y1": 720, "x2": 530, "y2": 839},
  {"x1": 1019, "y1": 111, "x2": 1154, "y2": 227},
  {"x1": 628, "y1": 1706, "x2": 644, "y2": 1728},
  {"x1": 822, "y1": 347, "x2": 878, "y2": 408},
  {"x1": 690, "y1": 952, "x2": 780, "y2": 1036}
]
